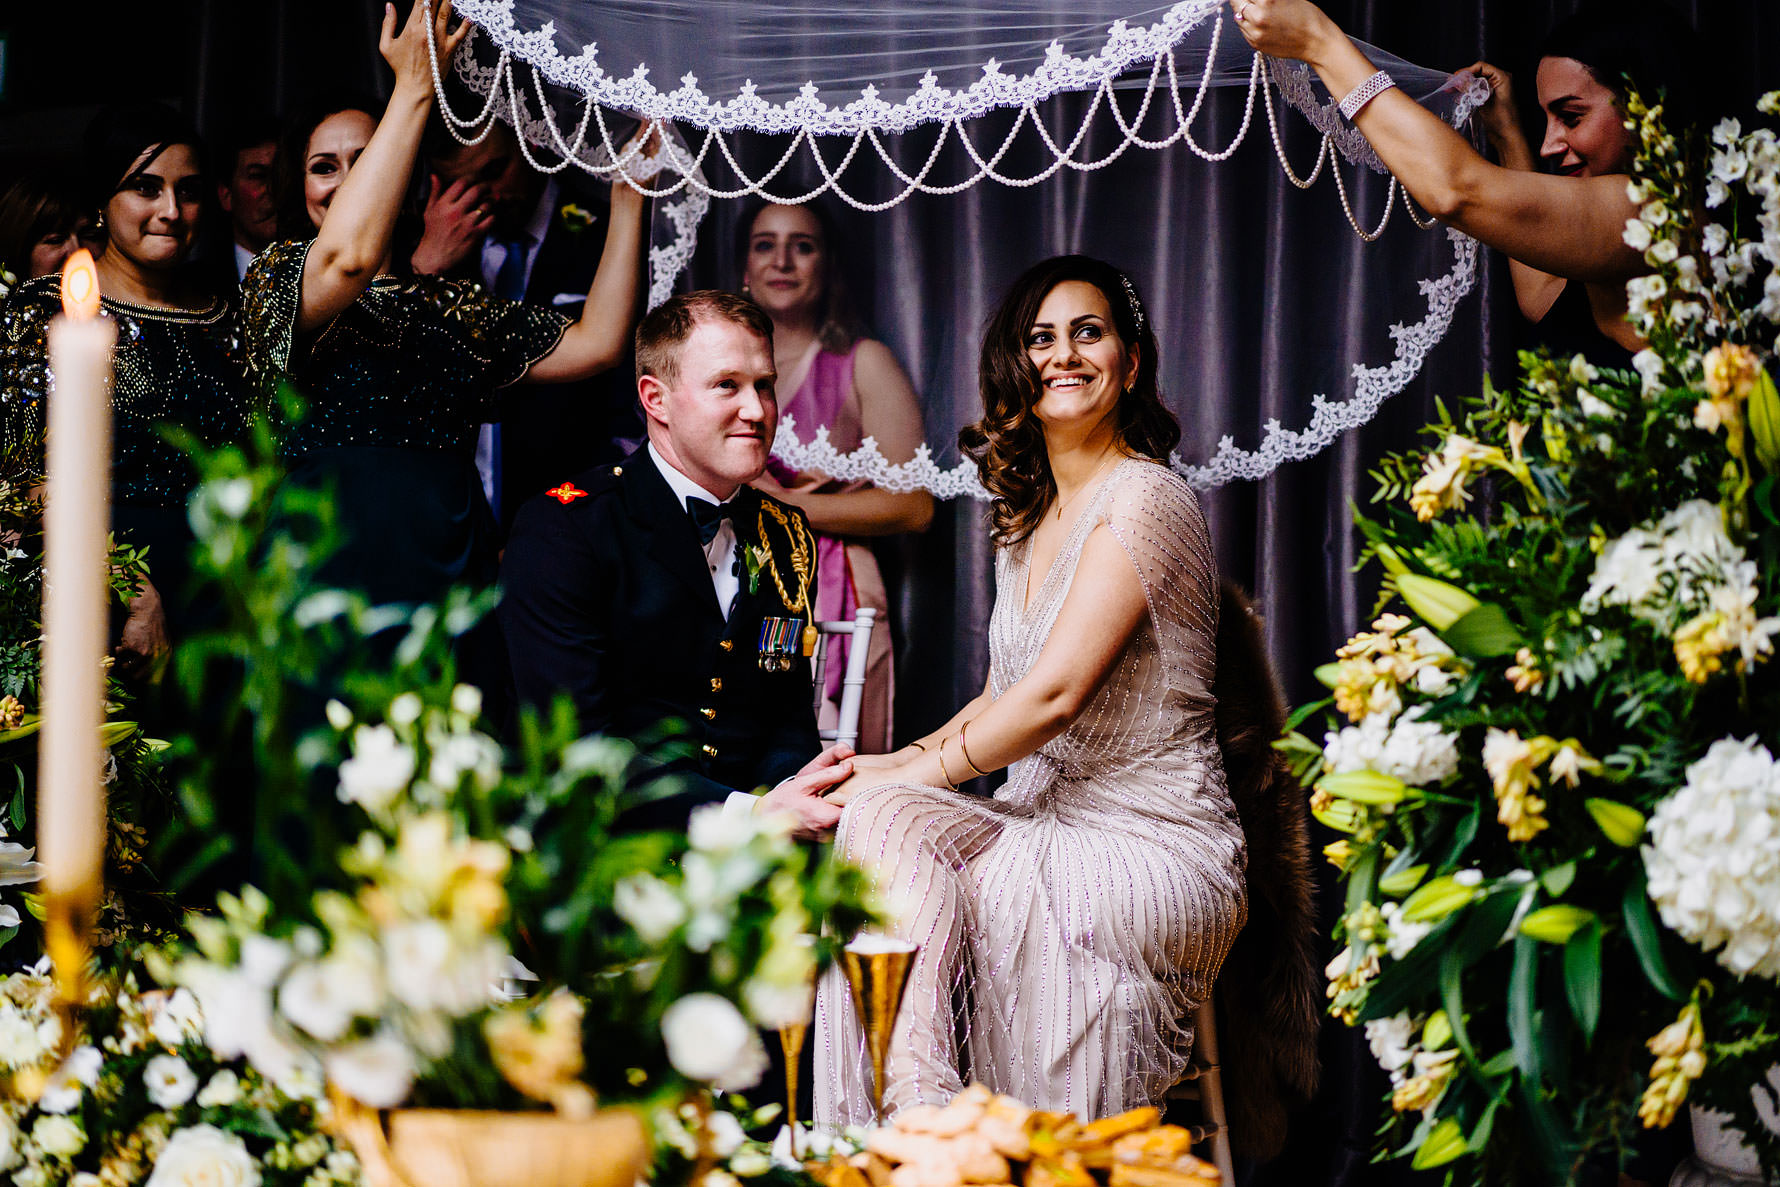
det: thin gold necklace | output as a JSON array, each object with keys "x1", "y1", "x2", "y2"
[{"x1": 1051, "y1": 450, "x2": 1122, "y2": 521}]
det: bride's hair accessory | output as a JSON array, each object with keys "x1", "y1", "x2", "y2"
[{"x1": 1117, "y1": 272, "x2": 1146, "y2": 335}]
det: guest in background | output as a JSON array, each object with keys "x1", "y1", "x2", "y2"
[
  {"x1": 1233, "y1": 0, "x2": 1713, "y2": 370},
  {"x1": 214, "y1": 115, "x2": 281, "y2": 285},
  {"x1": 413, "y1": 117, "x2": 645, "y2": 529},
  {"x1": 0, "y1": 170, "x2": 100, "y2": 287},
  {"x1": 241, "y1": 1, "x2": 647, "y2": 699},
  {"x1": 738, "y1": 201, "x2": 932, "y2": 753},
  {"x1": 0, "y1": 104, "x2": 254, "y2": 674}
]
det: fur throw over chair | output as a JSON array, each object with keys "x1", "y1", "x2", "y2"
[{"x1": 1210, "y1": 580, "x2": 1322, "y2": 1163}]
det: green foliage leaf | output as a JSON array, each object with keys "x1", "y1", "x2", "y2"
[
  {"x1": 1442, "y1": 602, "x2": 1522, "y2": 658},
  {"x1": 1623, "y1": 870, "x2": 1687, "y2": 1002},
  {"x1": 1564, "y1": 919, "x2": 1603, "y2": 1045}
]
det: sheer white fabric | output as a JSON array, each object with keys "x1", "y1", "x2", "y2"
[{"x1": 812, "y1": 459, "x2": 1247, "y2": 1122}]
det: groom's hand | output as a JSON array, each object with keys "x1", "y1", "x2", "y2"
[
  {"x1": 756, "y1": 757, "x2": 852, "y2": 839},
  {"x1": 797, "y1": 743, "x2": 855, "y2": 774}
]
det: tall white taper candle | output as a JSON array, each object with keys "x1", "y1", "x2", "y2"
[{"x1": 38, "y1": 249, "x2": 114, "y2": 910}]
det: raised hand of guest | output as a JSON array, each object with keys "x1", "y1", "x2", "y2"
[
  {"x1": 114, "y1": 579, "x2": 170, "y2": 681},
  {"x1": 522, "y1": 122, "x2": 658, "y2": 384},
  {"x1": 1461, "y1": 61, "x2": 1529, "y2": 162},
  {"x1": 299, "y1": 0, "x2": 471, "y2": 334},
  {"x1": 411, "y1": 175, "x2": 494, "y2": 275}
]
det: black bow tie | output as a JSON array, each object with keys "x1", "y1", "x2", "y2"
[{"x1": 686, "y1": 496, "x2": 736, "y2": 546}]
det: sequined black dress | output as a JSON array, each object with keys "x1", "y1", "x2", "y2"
[
  {"x1": 0, "y1": 276, "x2": 254, "y2": 637},
  {"x1": 241, "y1": 239, "x2": 569, "y2": 605}
]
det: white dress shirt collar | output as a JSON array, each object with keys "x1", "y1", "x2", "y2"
[
  {"x1": 647, "y1": 441, "x2": 733, "y2": 507},
  {"x1": 647, "y1": 443, "x2": 741, "y2": 614}
]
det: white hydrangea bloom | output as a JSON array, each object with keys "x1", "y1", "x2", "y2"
[
  {"x1": 1324, "y1": 706, "x2": 1460, "y2": 787},
  {"x1": 1643, "y1": 736, "x2": 1780, "y2": 980}
]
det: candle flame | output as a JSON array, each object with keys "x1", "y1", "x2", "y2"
[{"x1": 60, "y1": 250, "x2": 100, "y2": 320}]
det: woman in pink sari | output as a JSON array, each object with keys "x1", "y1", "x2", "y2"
[{"x1": 740, "y1": 202, "x2": 933, "y2": 753}]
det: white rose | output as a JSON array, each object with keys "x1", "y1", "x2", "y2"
[
  {"x1": 613, "y1": 873, "x2": 688, "y2": 944},
  {"x1": 687, "y1": 803, "x2": 762, "y2": 854},
  {"x1": 145, "y1": 1053, "x2": 199, "y2": 1110},
  {"x1": 145, "y1": 1125, "x2": 261, "y2": 1187},
  {"x1": 150, "y1": 988, "x2": 205, "y2": 1050},
  {"x1": 1703, "y1": 223, "x2": 1731, "y2": 257},
  {"x1": 324, "y1": 1031, "x2": 415, "y2": 1108},
  {"x1": 742, "y1": 977, "x2": 815, "y2": 1029},
  {"x1": 196, "y1": 1069, "x2": 242, "y2": 1108},
  {"x1": 38, "y1": 1045, "x2": 102, "y2": 1114},
  {"x1": 1622, "y1": 218, "x2": 1652, "y2": 252},
  {"x1": 381, "y1": 921, "x2": 453, "y2": 1012},
  {"x1": 705, "y1": 1110, "x2": 747, "y2": 1158},
  {"x1": 31, "y1": 1114, "x2": 85, "y2": 1159},
  {"x1": 0, "y1": 1111, "x2": 21, "y2": 1171},
  {"x1": 16, "y1": 1167, "x2": 47, "y2": 1187},
  {"x1": 0, "y1": 1006, "x2": 44, "y2": 1068},
  {"x1": 661, "y1": 994, "x2": 768, "y2": 1090},
  {"x1": 280, "y1": 947, "x2": 383, "y2": 1042},
  {"x1": 336, "y1": 725, "x2": 416, "y2": 813},
  {"x1": 71, "y1": 1175, "x2": 102, "y2": 1187}
]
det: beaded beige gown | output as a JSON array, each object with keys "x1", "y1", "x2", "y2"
[{"x1": 813, "y1": 459, "x2": 1248, "y2": 1124}]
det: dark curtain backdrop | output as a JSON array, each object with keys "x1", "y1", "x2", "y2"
[{"x1": 1, "y1": 3, "x2": 1776, "y2": 1184}]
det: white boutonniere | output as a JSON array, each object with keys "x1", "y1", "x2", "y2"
[{"x1": 741, "y1": 542, "x2": 768, "y2": 596}]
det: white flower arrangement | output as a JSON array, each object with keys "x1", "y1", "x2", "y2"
[
  {"x1": 0, "y1": 965, "x2": 352, "y2": 1187},
  {"x1": 1643, "y1": 736, "x2": 1780, "y2": 980},
  {"x1": 172, "y1": 808, "x2": 513, "y2": 1108}
]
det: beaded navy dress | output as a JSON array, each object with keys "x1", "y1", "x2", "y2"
[
  {"x1": 241, "y1": 239, "x2": 569, "y2": 606},
  {"x1": 0, "y1": 276, "x2": 255, "y2": 637}
]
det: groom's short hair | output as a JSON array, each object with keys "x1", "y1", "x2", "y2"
[{"x1": 635, "y1": 290, "x2": 774, "y2": 387}]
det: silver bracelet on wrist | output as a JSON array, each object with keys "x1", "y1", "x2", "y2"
[{"x1": 1338, "y1": 70, "x2": 1395, "y2": 121}]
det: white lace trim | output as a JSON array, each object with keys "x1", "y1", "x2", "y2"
[
  {"x1": 435, "y1": 2, "x2": 1485, "y2": 485},
  {"x1": 771, "y1": 227, "x2": 1480, "y2": 495},
  {"x1": 451, "y1": 0, "x2": 1236, "y2": 135}
]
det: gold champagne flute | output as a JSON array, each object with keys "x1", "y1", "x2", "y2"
[
  {"x1": 840, "y1": 936, "x2": 918, "y2": 1122},
  {"x1": 778, "y1": 1020, "x2": 809, "y2": 1158}
]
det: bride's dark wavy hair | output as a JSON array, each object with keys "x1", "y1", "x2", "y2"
[{"x1": 961, "y1": 255, "x2": 1178, "y2": 546}]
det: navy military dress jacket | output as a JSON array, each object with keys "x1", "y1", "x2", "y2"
[{"x1": 499, "y1": 449, "x2": 821, "y2": 827}]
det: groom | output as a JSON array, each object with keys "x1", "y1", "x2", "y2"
[{"x1": 500, "y1": 290, "x2": 847, "y2": 836}]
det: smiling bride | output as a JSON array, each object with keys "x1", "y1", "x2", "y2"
[{"x1": 812, "y1": 255, "x2": 1248, "y2": 1124}]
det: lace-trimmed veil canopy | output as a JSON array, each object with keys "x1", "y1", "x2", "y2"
[{"x1": 442, "y1": 0, "x2": 1488, "y2": 496}]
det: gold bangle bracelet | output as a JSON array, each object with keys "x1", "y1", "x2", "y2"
[
  {"x1": 936, "y1": 736, "x2": 959, "y2": 790},
  {"x1": 957, "y1": 720, "x2": 988, "y2": 779},
  {"x1": 908, "y1": 740, "x2": 928, "y2": 752}
]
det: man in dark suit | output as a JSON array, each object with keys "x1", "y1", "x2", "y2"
[
  {"x1": 500, "y1": 290, "x2": 846, "y2": 836},
  {"x1": 414, "y1": 120, "x2": 645, "y2": 531}
]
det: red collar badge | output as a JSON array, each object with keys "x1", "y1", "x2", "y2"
[{"x1": 547, "y1": 482, "x2": 589, "y2": 504}]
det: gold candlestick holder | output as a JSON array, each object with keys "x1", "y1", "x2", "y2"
[
  {"x1": 777, "y1": 1021, "x2": 808, "y2": 1159},
  {"x1": 840, "y1": 940, "x2": 917, "y2": 1123}
]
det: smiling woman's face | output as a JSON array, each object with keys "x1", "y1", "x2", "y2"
[
  {"x1": 303, "y1": 109, "x2": 377, "y2": 231},
  {"x1": 1536, "y1": 55, "x2": 1634, "y2": 178},
  {"x1": 102, "y1": 143, "x2": 204, "y2": 272}
]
